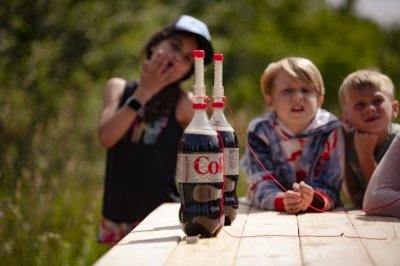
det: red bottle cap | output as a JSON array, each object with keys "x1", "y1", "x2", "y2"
[
  {"x1": 213, "y1": 54, "x2": 223, "y2": 61},
  {"x1": 193, "y1": 50, "x2": 205, "y2": 58}
]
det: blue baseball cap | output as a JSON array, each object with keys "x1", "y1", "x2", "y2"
[{"x1": 172, "y1": 15, "x2": 214, "y2": 64}]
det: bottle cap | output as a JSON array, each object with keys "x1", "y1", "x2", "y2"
[
  {"x1": 213, "y1": 53, "x2": 224, "y2": 99},
  {"x1": 193, "y1": 50, "x2": 205, "y2": 58},
  {"x1": 213, "y1": 54, "x2": 223, "y2": 61}
]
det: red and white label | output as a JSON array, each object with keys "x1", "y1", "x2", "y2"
[
  {"x1": 224, "y1": 148, "x2": 239, "y2": 176},
  {"x1": 177, "y1": 153, "x2": 224, "y2": 183}
]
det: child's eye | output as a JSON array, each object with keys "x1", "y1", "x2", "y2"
[
  {"x1": 184, "y1": 54, "x2": 193, "y2": 64},
  {"x1": 354, "y1": 103, "x2": 365, "y2": 110},
  {"x1": 301, "y1": 88, "x2": 312, "y2": 94},
  {"x1": 170, "y1": 41, "x2": 181, "y2": 52},
  {"x1": 373, "y1": 98, "x2": 383, "y2": 106},
  {"x1": 282, "y1": 89, "x2": 292, "y2": 94}
]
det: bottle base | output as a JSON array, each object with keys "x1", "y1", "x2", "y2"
[
  {"x1": 181, "y1": 216, "x2": 224, "y2": 237},
  {"x1": 223, "y1": 205, "x2": 238, "y2": 226}
]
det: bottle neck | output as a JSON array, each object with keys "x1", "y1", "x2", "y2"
[
  {"x1": 186, "y1": 107, "x2": 216, "y2": 133},
  {"x1": 210, "y1": 107, "x2": 233, "y2": 130}
]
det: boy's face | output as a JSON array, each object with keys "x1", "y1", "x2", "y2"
[
  {"x1": 265, "y1": 69, "x2": 324, "y2": 134},
  {"x1": 342, "y1": 86, "x2": 399, "y2": 134}
]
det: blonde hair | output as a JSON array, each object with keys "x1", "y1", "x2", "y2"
[
  {"x1": 260, "y1": 57, "x2": 325, "y2": 97},
  {"x1": 338, "y1": 69, "x2": 395, "y2": 110}
]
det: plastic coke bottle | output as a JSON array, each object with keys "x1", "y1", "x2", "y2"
[
  {"x1": 177, "y1": 50, "x2": 224, "y2": 237},
  {"x1": 210, "y1": 54, "x2": 240, "y2": 225}
]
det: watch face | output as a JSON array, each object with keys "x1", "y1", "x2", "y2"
[{"x1": 126, "y1": 97, "x2": 142, "y2": 111}]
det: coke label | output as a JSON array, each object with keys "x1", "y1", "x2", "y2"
[{"x1": 177, "y1": 153, "x2": 223, "y2": 183}]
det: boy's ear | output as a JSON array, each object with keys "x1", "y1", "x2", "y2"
[
  {"x1": 341, "y1": 112, "x2": 348, "y2": 123},
  {"x1": 392, "y1": 100, "x2": 399, "y2": 119},
  {"x1": 264, "y1": 95, "x2": 274, "y2": 111},
  {"x1": 318, "y1": 95, "x2": 324, "y2": 107},
  {"x1": 341, "y1": 112, "x2": 354, "y2": 131}
]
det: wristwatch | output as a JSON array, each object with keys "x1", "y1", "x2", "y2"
[{"x1": 125, "y1": 96, "x2": 142, "y2": 111}]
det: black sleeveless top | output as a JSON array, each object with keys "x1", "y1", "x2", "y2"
[{"x1": 102, "y1": 81, "x2": 183, "y2": 222}]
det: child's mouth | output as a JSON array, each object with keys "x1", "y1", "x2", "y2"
[
  {"x1": 161, "y1": 62, "x2": 174, "y2": 74},
  {"x1": 365, "y1": 116, "x2": 380, "y2": 122},
  {"x1": 291, "y1": 106, "x2": 304, "y2": 112}
]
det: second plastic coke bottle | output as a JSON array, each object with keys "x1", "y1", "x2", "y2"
[{"x1": 210, "y1": 54, "x2": 240, "y2": 225}]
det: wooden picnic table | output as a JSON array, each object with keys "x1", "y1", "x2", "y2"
[{"x1": 94, "y1": 201, "x2": 400, "y2": 266}]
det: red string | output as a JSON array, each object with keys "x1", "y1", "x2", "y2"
[
  {"x1": 221, "y1": 226, "x2": 387, "y2": 240},
  {"x1": 357, "y1": 195, "x2": 400, "y2": 213}
]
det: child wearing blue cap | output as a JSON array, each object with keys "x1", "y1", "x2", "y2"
[{"x1": 97, "y1": 15, "x2": 214, "y2": 244}]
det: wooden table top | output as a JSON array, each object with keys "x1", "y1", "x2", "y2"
[{"x1": 94, "y1": 201, "x2": 400, "y2": 266}]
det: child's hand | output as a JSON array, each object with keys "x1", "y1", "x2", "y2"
[
  {"x1": 354, "y1": 131, "x2": 379, "y2": 182},
  {"x1": 283, "y1": 190, "x2": 302, "y2": 214},
  {"x1": 293, "y1": 181, "x2": 314, "y2": 211},
  {"x1": 354, "y1": 131, "x2": 378, "y2": 159},
  {"x1": 138, "y1": 49, "x2": 181, "y2": 99}
]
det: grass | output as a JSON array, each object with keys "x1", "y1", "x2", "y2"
[
  {"x1": 0, "y1": 155, "x2": 110, "y2": 266},
  {"x1": 0, "y1": 93, "x2": 112, "y2": 265}
]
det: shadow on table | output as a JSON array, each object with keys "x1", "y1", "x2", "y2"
[
  {"x1": 117, "y1": 235, "x2": 182, "y2": 246},
  {"x1": 354, "y1": 215, "x2": 400, "y2": 223},
  {"x1": 132, "y1": 225, "x2": 181, "y2": 233}
]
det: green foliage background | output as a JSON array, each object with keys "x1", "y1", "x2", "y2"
[{"x1": 1, "y1": 0, "x2": 400, "y2": 265}]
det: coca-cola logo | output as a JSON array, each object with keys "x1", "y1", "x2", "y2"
[{"x1": 194, "y1": 156, "x2": 223, "y2": 175}]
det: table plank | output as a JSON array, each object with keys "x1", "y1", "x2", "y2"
[
  {"x1": 298, "y1": 210, "x2": 373, "y2": 266},
  {"x1": 94, "y1": 203, "x2": 184, "y2": 266},
  {"x1": 347, "y1": 212, "x2": 400, "y2": 266},
  {"x1": 164, "y1": 204, "x2": 250, "y2": 266},
  {"x1": 236, "y1": 207, "x2": 301, "y2": 266}
]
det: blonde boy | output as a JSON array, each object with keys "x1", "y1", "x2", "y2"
[
  {"x1": 241, "y1": 57, "x2": 344, "y2": 214},
  {"x1": 339, "y1": 69, "x2": 399, "y2": 206}
]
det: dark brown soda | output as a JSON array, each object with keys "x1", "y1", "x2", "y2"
[
  {"x1": 178, "y1": 132, "x2": 224, "y2": 237},
  {"x1": 217, "y1": 130, "x2": 239, "y2": 225}
]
